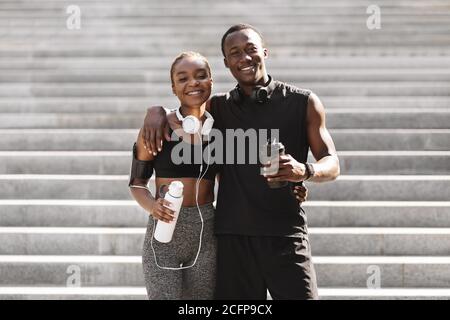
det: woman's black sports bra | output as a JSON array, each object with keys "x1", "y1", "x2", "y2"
[{"x1": 153, "y1": 129, "x2": 220, "y2": 181}]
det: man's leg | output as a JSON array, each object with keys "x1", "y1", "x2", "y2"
[
  {"x1": 215, "y1": 234, "x2": 266, "y2": 300},
  {"x1": 262, "y1": 235, "x2": 319, "y2": 300}
]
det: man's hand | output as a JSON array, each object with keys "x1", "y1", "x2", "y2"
[
  {"x1": 142, "y1": 106, "x2": 171, "y2": 156},
  {"x1": 263, "y1": 154, "x2": 308, "y2": 183},
  {"x1": 293, "y1": 184, "x2": 308, "y2": 203}
]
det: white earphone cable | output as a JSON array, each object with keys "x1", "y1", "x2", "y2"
[{"x1": 150, "y1": 126, "x2": 210, "y2": 270}]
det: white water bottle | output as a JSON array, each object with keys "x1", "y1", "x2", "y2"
[{"x1": 154, "y1": 181, "x2": 184, "y2": 243}]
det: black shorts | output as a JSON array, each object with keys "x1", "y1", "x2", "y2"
[{"x1": 215, "y1": 234, "x2": 318, "y2": 300}]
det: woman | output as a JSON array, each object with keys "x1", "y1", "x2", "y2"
[
  {"x1": 129, "y1": 51, "x2": 219, "y2": 300},
  {"x1": 129, "y1": 51, "x2": 308, "y2": 300}
]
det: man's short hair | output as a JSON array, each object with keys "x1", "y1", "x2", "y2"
[{"x1": 221, "y1": 23, "x2": 264, "y2": 57}]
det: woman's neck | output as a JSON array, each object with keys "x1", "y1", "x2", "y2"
[{"x1": 179, "y1": 103, "x2": 206, "y2": 120}]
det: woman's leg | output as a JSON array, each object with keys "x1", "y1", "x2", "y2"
[
  {"x1": 182, "y1": 204, "x2": 217, "y2": 300},
  {"x1": 142, "y1": 219, "x2": 183, "y2": 300}
]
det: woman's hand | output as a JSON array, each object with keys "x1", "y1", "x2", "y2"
[
  {"x1": 150, "y1": 198, "x2": 175, "y2": 223},
  {"x1": 142, "y1": 106, "x2": 171, "y2": 156}
]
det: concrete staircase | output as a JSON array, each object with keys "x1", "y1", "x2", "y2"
[{"x1": 0, "y1": 0, "x2": 449, "y2": 299}]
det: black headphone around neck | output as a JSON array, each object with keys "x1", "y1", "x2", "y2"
[{"x1": 230, "y1": 85, "x2": 269, "y2": 105}]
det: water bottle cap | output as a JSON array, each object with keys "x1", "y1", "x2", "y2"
[{"x1": 168, "y1": 181, "x2": 184, "y2": 198}]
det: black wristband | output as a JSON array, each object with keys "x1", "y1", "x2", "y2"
[
  {"x1": 129, "y1": 143, "x2": 154, "y2": 186},
  {"x1": 304, "y1": 163, "x2": 315, "y2": 181}
]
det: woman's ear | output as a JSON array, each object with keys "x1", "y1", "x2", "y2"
[
  {"x1": 263, "y1": 48, "x2": 269, "y2": 59},
  {"x1": 223, "y1": 58, "x2": 229, "y2": 68},
  {"x1": 171, "y1": 83, "x2": 176, "y2": 95}
]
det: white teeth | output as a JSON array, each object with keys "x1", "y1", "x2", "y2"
[
  {"x1": 240, "y1": 66, "x2": 255, "y2": 72},
  {"x1": 187, "y1": 91, "x2": 201, "y2": 96}
]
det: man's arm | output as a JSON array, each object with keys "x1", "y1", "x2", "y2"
[
  {"x1": 264, "y1": 92, "x2": 340, "y2": 184},
  {"x1": 304, "y1": 92, "x2": 340, "y2": 182},
  {"x1": 142, "y1": 106, "x2": 170, "y2": 156}
]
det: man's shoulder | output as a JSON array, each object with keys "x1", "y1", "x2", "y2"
[
  {"x1": 211, "y1": 92, "x2": 230, "y2": 103},
  {"x1": 210, "y1": 92, "x2": 232, "y2": 111},
  {"x1": 275, "y1": 81, "x2": 312, "y2": 99}
]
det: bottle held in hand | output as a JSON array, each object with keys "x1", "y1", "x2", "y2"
[
  {"x1": 154, "y1": 181, "x2": 184, "y2": 243},
  {"x1": 260, "y1": 138, "x2": 288, "y2": 189}
]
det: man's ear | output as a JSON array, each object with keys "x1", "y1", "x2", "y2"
[{"x1": 223, "y1": 57, "x2": 229, "y2": 68}]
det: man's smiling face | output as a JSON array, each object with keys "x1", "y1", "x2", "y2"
[{"x1": 223, "y1": 28, "x2": 268, "y2": 88}]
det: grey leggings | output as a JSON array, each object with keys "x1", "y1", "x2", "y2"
[{"x1": 142, "y1": 203, "x2": 217, "y2": 300}]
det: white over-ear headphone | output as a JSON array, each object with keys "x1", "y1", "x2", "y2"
[{"x1": 176, "y1": 107, "x2": 214, "y2": 135}]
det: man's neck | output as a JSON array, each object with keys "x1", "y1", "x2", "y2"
[{"x1": 239, "y1": 73, "x2": 270, "y2": 96}]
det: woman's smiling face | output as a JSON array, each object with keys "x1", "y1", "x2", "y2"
[{"x1": 171, "y1": 56, "x2": 213, "y2": 107}]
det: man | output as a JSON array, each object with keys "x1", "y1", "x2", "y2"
[{"x1": 142, "y1": 24, "x2": 340, "y2": 299}]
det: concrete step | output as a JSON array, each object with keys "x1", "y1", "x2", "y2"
[
  {"x1": 332, "y1": 129, "x2": 450, "y2": 151},
  {"x1": 3, "y1": 33, "x2": 450, "y2": 44},
  {"x1": 0, "y1": 200, "x2": 449, "y2": 228},
  {"x1": 3, "y1": 0, "x2": 449, "y2": 5},
  {"x1": 2, "y1": 69, "x2": 450, "y2": 83},
  {"x1": 0, "y1": 97, "x2": 448, "y2": 114},
  {"x1": 1, "y1": 151, "x2": 449, "y2": 175},
  {"x1": 3, "y1": 24, "x2": 450, "y2": 36},
  {"x1": 306, "y1": 175, "x2": 450, "y2": 201},
  {"x1": 2, "y1": 1, "x2": 449, "y2": 10},
  {"x1": 1, "y1": 82, "x2": 449, "y2": 97},
  {"x1": 0, "y1": 200, "x2": 147, "y2": 227},
  {"x1": 321, "y1": 97, "x2": 450, "y2": 108},
  {"x1": 0, "y1": 227, "x2": 448, "y2": 255},
  {"x1": 306, "y1": 201, "x2": 450, "y2": 228},
  {"x1": 0, "y1": 129, "x2": 140, "y2": 151},
  {"x1": 1, "y1": 42, "x2": 450, "y2": 53},
  {"x1": 1, "y1": 46, "x2": 449, "y2": 58},
  {"x1": 336, "y1": 151, "x2": 450, "y2": 174},
  {"x1": 0, "y1": 286, "x2": 449, "y2": 300},
  {"x1": 1, "y1": 14, "x2": 448, "y2": 25},
  {"x1": 2, "y1": 129, "x2": 448, "y2": 151},
  {"x1": 1, "y1": 25, "x2": 448, "y2": 41},
  {"x1": 1, "y1": 57, "x2": 449, "y2": 70},
  {"x1": 0, "y1": 255, "x2": 450, "y2": 288},
  {"x1": 0, "y1": 286, "x2": 147, "y2": 300},
  {"x1": 0, "y1": 256, "x2": 144, "y2": 287},
  {"x1": 315, "y1": 256, "x2": 450, "y2": 288},
  {"x1": 310, "y1": 228, "x2": 450, "y2": 256},
  {"x1": 3, "y1": 0, "x2": 448, "y2": 5},
  {"x1": 1, "y1": 109, "x2": 449, "y2": 129},
  {"x1": 0, "y1": 175, "x2": 449, "y2": 201},
  {"x1": 0, "y1": 175, "x2": 141, "y2": 200},
  {"x1": 3, "y1": 17, "x2": 449, "y2": 28},
  {"x1": 319, "y1": 288, "x2": 450, "y2": 300},
  {"x1": 0, "y1": 6, "x2": 447, "y2": 17}
]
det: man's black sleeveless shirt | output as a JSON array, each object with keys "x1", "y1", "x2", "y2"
[{"x1": 210, "y1": 79, "x2": 311, "y2": 237}]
